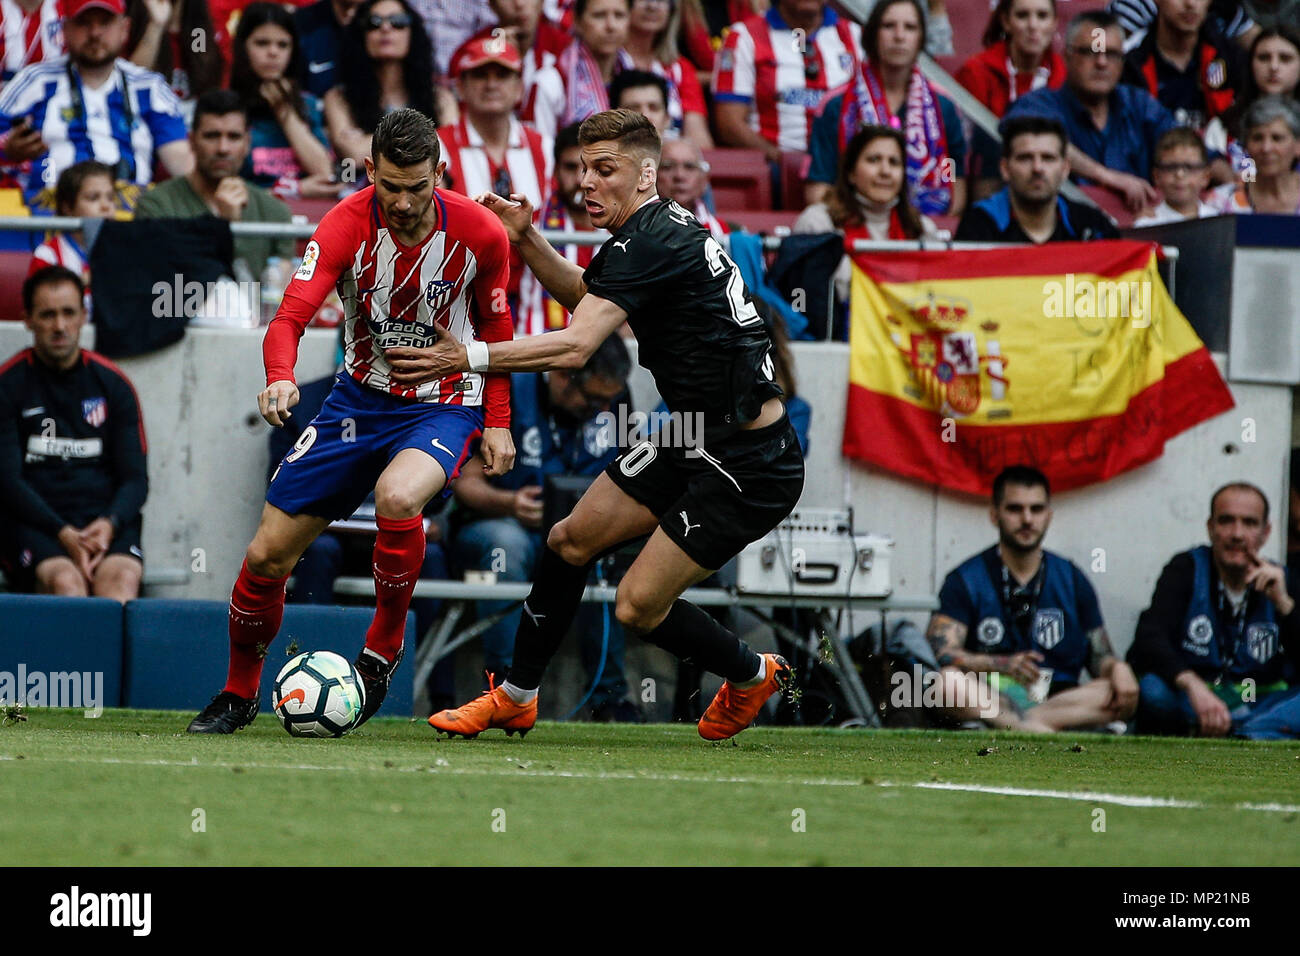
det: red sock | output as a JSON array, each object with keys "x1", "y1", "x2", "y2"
[
  {"x1": 224, "y1": 560, "x2": 288, "y2": 699},
  {"x1": 363, "y1": 514, "x2": 426, "y2": 663}
]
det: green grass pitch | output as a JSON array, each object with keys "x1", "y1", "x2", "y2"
[{"x1": 2, "y1": 709, "x2": 1297, "y2": 866}]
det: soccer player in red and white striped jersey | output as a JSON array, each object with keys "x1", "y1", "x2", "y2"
[
  {"x1": 713, "y1": 0, "x2": 861, "y2": 158},
  {"x1": 187, "y1": 109, "x2": 517, "y2": 735},
  {"x1": 0, "y1": 0, "x2": 64, "y2": 86}
]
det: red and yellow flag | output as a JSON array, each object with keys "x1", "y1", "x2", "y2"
[{"x1": 843, "y1": 241, "x2": 1234, "y2": 495}]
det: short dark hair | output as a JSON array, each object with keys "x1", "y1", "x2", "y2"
[
  {"x1": 1210, "y1": 482, "x2": 1270, "y2": 522},
  {"x1": 580, "y1": 332, "x2": 632, "y2": 384},
  {"x1": 192, "y1": 88, "x2": 248, "y2": 129},
  {"x1": 578, "y1": 108, "x2": 661, "y2": 164},
  {"x1": 23, "y1": 265, "x2": 84, "y2": 314},
  {"x1": 54, "y1": 160, "x2": 114, "y2": 216},
  {"x1": 1153, "y1": 126, "x2": 1210, "y2": 165},
  {"x1": 999, "y1": 114, "x2": 1068, "y2": 159},
  {"x1": 992, "y1": 465, "x2": 1050, "y2": 506},
  {"x1": 1065, "y1": 9, "x2": 1120, "y2": 47},
  {"x1": 609, "y1": 70, "x2": 669, "y2": 111},
  {"x1": 555, "y1": 122, "x2": 583, "y2": 161},
  {"x1": 372, "y1": 107, "x2": 442, "y2": 170}
]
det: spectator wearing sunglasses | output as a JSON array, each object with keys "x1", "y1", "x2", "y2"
[
  {"x1": 322, "y1": 0, "x2": 450, "y2": 175},
  {"x1": 714, "y1": 0, "x2": 862, "y2": 160}
]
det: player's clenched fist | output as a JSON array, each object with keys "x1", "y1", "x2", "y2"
[
  {"x1": 480, "y1": 426, "x2": 515, "y2": 477},
  {"x1": 474, "y1": 191, "x2": 533, "y2": 244},
  {"x1": 259, "y1": 379, "x2": 300, "y2": 427}
]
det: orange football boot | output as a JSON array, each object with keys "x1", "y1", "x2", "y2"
[
  {"x1": 698, "y1": 654, "x2": 791, "y2": 740},
  {"x1": 428, "y1": 675, "x2": 537, "y2": 739}
]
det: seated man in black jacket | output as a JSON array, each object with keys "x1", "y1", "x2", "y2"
[
  {"x1": 1128, "y1": 482, "x2": 1300, "y2": 739},
  {"x1": 0, "y1": 266, "x2": 148, "y2": 601},
  {"x1": 956, "y1": 116, "x2": 1119, "y2": 244}
]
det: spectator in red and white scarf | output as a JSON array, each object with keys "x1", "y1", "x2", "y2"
[
  {"x1": 806, "y1": 0, "x2": 966, "y2": 215},
  {"x1": 624, "y1": 0, "x2": 712, "y2": 150},
  {"x1": 529, "y1": 0, "x2": 634, "y2": 141}
]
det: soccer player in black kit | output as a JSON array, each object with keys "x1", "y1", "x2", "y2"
[{"x1": 399, "y1": 109, "x2": 805, "y2": 740}]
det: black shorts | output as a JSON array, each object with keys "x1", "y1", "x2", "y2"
[
  {"x1": 606, "y1": 414, "x2": 805, "y2": 571},
  {"x1": 15, "y1": 516, "x2": 144, "y2": 574}
]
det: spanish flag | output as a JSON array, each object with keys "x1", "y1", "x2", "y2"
[{"x1": 843, "y1": 241, "x2": 1234, "y2": 495}]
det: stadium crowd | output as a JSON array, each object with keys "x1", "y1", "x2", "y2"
[{"x1": 0, "y1": 0, "x2": 1296, "y2": 733}]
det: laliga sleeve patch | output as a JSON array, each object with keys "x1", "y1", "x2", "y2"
[
  {"x1": 976, "y1": 616, "x2": 1005, "y2": 647},
  {"x1": 296, "y1": 241, "x2": 321, "y2": 280}
]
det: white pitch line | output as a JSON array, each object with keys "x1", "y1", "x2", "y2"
[
  {"x1": 900, "y1": 781, "x2": 1201, "y2": 808},
  {"x1": 3, "y1": 754, "x2": 1297, "y2": 814}
]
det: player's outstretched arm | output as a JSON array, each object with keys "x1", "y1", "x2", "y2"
[
  {"x1": 476, "y1": 191, "x2": 588, "y2": 312},
  {"x1": 389, "y1": 293, "x2": 628, "y2": 385}
]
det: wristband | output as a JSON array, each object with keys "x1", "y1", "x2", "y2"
[{"x1": 466, "y1": 340, "x2": 490, "y2": 373}]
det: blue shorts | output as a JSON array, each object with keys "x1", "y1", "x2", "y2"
[{"x1": 267, "y1": 373, "x2": 484, "y2": 520}]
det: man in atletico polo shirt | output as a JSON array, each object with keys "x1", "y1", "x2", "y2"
[{"x1": 186, "y1": 108, "x2": 517, "y2": 735}]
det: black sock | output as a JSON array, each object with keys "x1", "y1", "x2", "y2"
[
  {"x1": 505, "y1": 546, "x2": 593, "y2": 690},
  {"x1": 640, "y1": 600, "x2": 761, "y2": 684}
]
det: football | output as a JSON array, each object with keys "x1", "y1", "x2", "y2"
[{"x1": 272, "y1": 651, "x2": 366, "y2": 738}]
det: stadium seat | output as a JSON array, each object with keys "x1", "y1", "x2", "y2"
[
  {"x1": 283, "y1": 196, "x2": 341, "y2": 225},
  {"x1": 1078, "y1": 184, "x2": 1137, "y2": 229},
  {"x1": 0, "y1": 594, "x2": 125, "y2": 710},
  {"x1": 702, "y1": 148, "x2": 772, "y2": 211},
  {"x1": 777, "y1": 151, "x2": 810, "y2": 210},
  {"x1": 122, "y1": 600, "x2": 415, "y2": 717},
  {"x1": 722, "y1": 210, "x2": 801, "y2": 234},
  {"x1": 0, "y1": 250, "x2": 30, "y2": 320}
]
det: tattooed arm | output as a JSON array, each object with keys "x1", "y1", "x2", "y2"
[
  {"x1": 1088, "y1": 625, "x2": 1140, "y2": 718},
  {"x1": 927, "y1": 613, "x2": 1041, "y2": 680}
]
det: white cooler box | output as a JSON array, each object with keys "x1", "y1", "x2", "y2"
[{"x1": 735, "y1": 509, "x2": 893, "y2": 598}]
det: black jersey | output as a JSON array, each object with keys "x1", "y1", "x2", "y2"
[
  {"x1": 582, "y1": 197, "x2": 781, "y2": 435},
  {"x1": 0, "y1": 348, "x2": 149, "y2": 537}
]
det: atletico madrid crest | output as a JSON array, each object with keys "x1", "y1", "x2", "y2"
[{"x1": 82, "y1": 397, "x2": 107, "y2": 427}]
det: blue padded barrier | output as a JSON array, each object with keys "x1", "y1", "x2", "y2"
[
  {"x1": 0, "y1": 594, "x2": 125, "y2": 711},
  {"x1": 123, "y1": 600, "x2": 414, "y2": 717}
]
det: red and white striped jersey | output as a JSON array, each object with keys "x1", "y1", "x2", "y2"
[
  {"x1": 516, "y1": 195, "x2": 603, "y2": 336},
  {"x1": 438, "y1": 114, "x2": 551, "y2": 301},
  {"x1": 263, "y1": 186, "x2": 514, "y2": 428},
  {"x1": 0, "y1": 0, "x2": 63, "y2": 84},
  {"x1": 713, "y1": 7, "x2": 860, "y2": 152},
  {"x1": 694, "y1": 200, "x2": 729, "y2": 242},
  {"x1": 438, "y1": 114, "x2": 552, "y2": 212}
]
